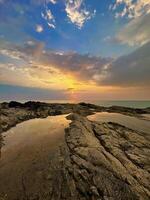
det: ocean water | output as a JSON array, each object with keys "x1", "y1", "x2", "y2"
[
  {"x1": 92, "y1": 100, "x2": 150, "y2": 108},
  {"x1": 45, "y1": 100, "x2": 150, "y2": 108}
]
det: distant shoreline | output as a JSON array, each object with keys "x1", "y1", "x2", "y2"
[{"x1": 0, "y1": 100, "x2": 150, "y2": 109}]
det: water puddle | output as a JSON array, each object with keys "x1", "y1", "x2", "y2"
[
  {"x1": 88, "y1": 112, "x2": 150, "y2": 134},
  {"x1": 0, "y1": 114, "x2": 70, "y2": 199}
]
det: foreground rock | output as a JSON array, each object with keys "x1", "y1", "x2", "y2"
[
  {"x1": 0, "y1": 104, "x2": 150, "y2": 200},
  {"x1": 47, "y1": 114, "x2": 150, "y2": 200}
]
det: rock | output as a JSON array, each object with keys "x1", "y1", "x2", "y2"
[
  {"x1": 34, "y1": 113, "x2": 149, "y2": 200},
  {"x1": 90, "y1": 186, "x2": 100, "y2": 196},
  {"x1": 1, "y1": 101, "x2": 149, "y2": 135},
  {"x1": 0, "y1": 102, "x2": 150, "y2": 199},
  {"x1": 58, "y1": 114, "x2": 150, "y2": 200},
  {"x1": 8, "y1": 101, "x2": 23, "y2": 108}
]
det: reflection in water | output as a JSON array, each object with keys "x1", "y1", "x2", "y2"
[
  {"x1": 0, "y1": 114, "x2": 70, "y2": 200},
  {"x1": 88, "y1": 112, "x2": 150, "y2": 134}
]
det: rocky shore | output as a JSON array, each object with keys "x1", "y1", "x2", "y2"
[
  {"x1": 0, "y1": 101, "x2": 150, "y2": 200},
  {"x1": 24, "y1": 113, "x2": 149, "y2": 200},
  {"x1": 54, "y1": 114, "x2": 150, "y2": 200},
  {"x1": 1, "y1": 101, "x2": 150, "y2": 134}
]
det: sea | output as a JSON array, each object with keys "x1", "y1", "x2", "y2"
[
  {"x1": 46, "y1": 100, "x2": 150, "y2": 108},
  {"x1": 91, "y1": 100, "x2": 150, "y2": 109}
]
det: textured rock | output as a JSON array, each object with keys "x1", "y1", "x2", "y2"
[
  {"x1": 47, "y1": 114, "x2": 150, "y2": 200},
  {"x1": 1, "y1": 101, "x2": 149, "y2": 135},
  {"x1": 0, "y1": 101, "x2": 94, "y2": 134},
  {"x1": 0, "y1": 102, "x2": 150, "y2": 200}
]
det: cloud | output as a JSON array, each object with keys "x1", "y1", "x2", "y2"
[
  {"x1": 115, "y1": 13, "x2": 150, "y2": 46},
  {"x1": 41, "y1": 8, "x2": 56, "y2": 29},
  {"x1": 36, "y1": 24, "x2": 43, "y2": 32},
  {"x1": 0, "y1": 41, "x2": 112, "y2": 87},
  {"x1": 37, "y1": 52, "x2": 111, "y2": 83},
  {"x1": 0, "y1": 0, "x2": 5, "y2": 3},
  {"x1": 0, "y1": 49, "x2": 22, "y2": 60},
  {"x1": 1, "y1": 40, "x2": 150, "y2": 88},
  {"x1": 111, "y1": 0, "x2": 150, "y2": 19},
  {"x1": 43, "y1": 9, "x2": 54, "y2": 21},
  {"x1": 26, "y1": 41, "x2": 150, "y2": 88},
  {"x1": 110, "y1": 1, "x2": 150, "y2": 47},
  {"x1": 47, "y1": 22, "x2": 55, "y2": 29},
  {"x1": 99, "y1": 41, "x2": 150, "y2": 87},
  {"x1": 31, "y1": 0, "x2": 56, "y2": 5},
  {"x1": 49, "y1": 0, "x2": 57, "y2": 4},
  {"x1": 65, "y1": 0, "x2": 96, "y2": 28}
]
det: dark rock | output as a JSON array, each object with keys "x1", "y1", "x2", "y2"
[{"x1": 8, "y1": 101, "x2": 23, "y2": 108}]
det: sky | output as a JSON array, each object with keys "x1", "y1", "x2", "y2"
[{"x1": 0, "y1": 0, "x2": 150, "y2": 101}]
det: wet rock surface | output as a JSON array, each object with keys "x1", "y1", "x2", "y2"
[
  {"x1": 0, "y1": 101, "x2": 95, "y2": 135},
  {"x1": 34, "y1": 114, "x2": 150, "y2": 200},
  {"x1": 1, "y1": 101, "x2": 150, "y2": 135},
  {"x1": 0, "y1": 102, "x2": 150, "y2": 200},
  {"x1": 52, "y1": 114, "x2": 150, "y2": 200}
]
